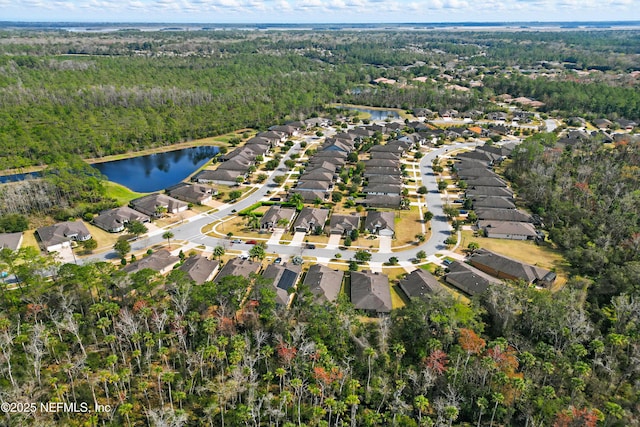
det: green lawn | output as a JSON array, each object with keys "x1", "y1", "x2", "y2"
[{"x1": 104, "y1": 181, "x2": 147, "y2": 205}]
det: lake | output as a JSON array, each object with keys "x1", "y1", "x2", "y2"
[
  {"x1": 339, "y1": 106, "x2": 401, "y2": 121},
  {"x1": 92, "y1": 146, "x2": 219, "y2": 192}
]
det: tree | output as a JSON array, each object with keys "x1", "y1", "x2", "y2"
[
  {"x1": 332, "y1": 192, "x2": 343, "y2": 203},
  {"x1": 388, "y1": 256, "x2": 398, "y2": 265},
  {"x1": 424, "y1": 211, "x2": 434, "y2": 222},
  {"x1": 416, "y1": 250, "x2": 426, "y2": 260},
  {"x1": 81, "y1": 238, "x2": 98, "y2": 254},
  {"x1": 114, "y1": 239, "x2": 131, "y2": 259},
  {"x1": 256, "y1": 173, "x2": 268, "y2": 183},
  {"x1": 126, "y1": 220, "x2": 148, "y2": 238},
  {"x1": 443, "y1": 204, "x2": 458, "y2": 220},
  {"x1": 273, "y1": 175, "x2": 286, "y2": 185},
  {"x1": 417, "y1": 186, "x2": 427, "y2": 194},
  {"x1": 213, "y1": 245, "x2": 225, "y2": 260},
  {"x1": 438, "y1": 180, "x2": 448, "y2": 192},
  {"x1": 354, "y1": 250, "x2": 371, "y2": 263},
  {"x1": 228, "y1": 190, "x2": 242, "y2": 201},
  {"x1": 415, "y1": 233, "x2": 425, "y2": 243},
  {"x1": 467, "y1": 241, "x2": 480, "y2": 252},
  {"x1": 162, "y1": 231, "x2": 175, "y2": 249},
  {"x1": 249, "y1": 242, "x2": 266, "y2": 260}
]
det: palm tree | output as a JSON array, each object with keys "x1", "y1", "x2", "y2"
[
  {"x1": 162, "y1": 231, "x2": 174, "y2": 249},
  {"x1": 213, "y1": 245, "x2": 225, "y2": 260}
]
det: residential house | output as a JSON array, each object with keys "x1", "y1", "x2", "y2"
[
  {"x1": 214, "y1": 258, "x2": 261, "y2": 283},
  {"x1": 269, "y1": 125, "x2": 299, "y2": 137},
  {"x1": 291, "y1": 189, "x2": 328, "y2": 203},
  {"x1": 261, "y1": 206, "x2": 297, "y2": 230},
  {"x1": 445, "y1": 261, "x2": 502, "y2": 296},
  {"x1": 93, "y1": 206, "x2": 151, "y2": 233},
  {"x1": 466, "y1": 186, "x2": 514, "y2": 199},
  {"x1": 593, "y1": 118, "x2": 613, "y2": 129},
  {"x1": 256, "y1": 130, "x2": 286, "y2": 144},
  {"x1": 365, "y1": 211, "x2": 395, "y2": 237},
  {"x1": 363, "y1": 183, "x2": 402, "y2": 196},
  {"x1": 487, "y1": 111, "x2": 508, "y2": 121},
  {"x1": 130, "y1": 194, "x2": 188, "y2": 218},
  {"x1": 469, "y1": 196, "x2": 516, "y2": 210},
  {"x1": 468, "y1": 249, "x2": 556, "y2": 286},
  {"x1": 329, "y1": 214, "x2": 360, "y2": 235},
  {"x1": 192, "y1": 169, "x2": 246, "y2": 186},
  {"x1": 363, "y1": 159, "x2": 400, "y2": 169},
  {"x1": 123, "y1": 249, "x2": 180, "y2": 275},
  {"x1": 0, "y1": 232, "x2": 23, "y2": 251},
  {"x1": 464, "y1": 176, "x2": 508, "y2": 188},
  {"x1": 350, "y1": 270, "x2": 392, "y2": 313},
  {"x1": 478, "y1": 220, "x2": 538, "y2": 240},
  {"x1": 302, "y1": 264, "x2": 344, "y2": 303},
  {"x1": 293, "y1": 208, "x2": 330, "y2": 233},
  {"x1": 364, "y1": 167, "x2": 402, "y2": 178},
  {"x1": 166, "y1": 183, "x2": 214, "y2": 205},
  {"x1": 179, "y1": 255, "x2": 220, "y2": 284},
  {"x1": 475, "y1": 208, "x2": 532, "y2": 223},
  {"x1": 36, "y1": 221, "x2": 92, "y2": 253},
  {"x1": 262, "y1": 263, "x2": 302, "y2": 307},
  {"x1": 364, "y1": 195, "x2": 402, "y2": 209},
  {"x1": 367, "y1": 175, "x2": 403, "y2": 185},
  {"x1": 369, "y1": 151, "x2": 402, "y2": 161},
  {"x1": 398, "y1": 269, "x2": 446, "y2": 299}
]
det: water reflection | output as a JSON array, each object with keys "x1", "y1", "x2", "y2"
[{"x1": 92, "y1": 146, "x2": 219, "y2": 192}]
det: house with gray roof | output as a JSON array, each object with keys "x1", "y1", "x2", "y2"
[
  {"x1": 468, "y1": 249, "x2": 555, "y2": 286},
  {"x1": 0, "y1": 232, "x2": 23, "y2": 251},
  {"x1": 475, "y1": 208, "x2": 532, "y2": 223},
  {"x1": 329, "y1": 214, "x2": 360, "y2": 235},
  {"x1": 36, "y1": 221, "x2": 92, "y2": 253},
  {"x1": 478, "y1": 220, "x2": 538, "y2": 240},
  {"x1": 192, "y1": 169, "x2": 247, "y2": 186},
  {"x1": 466, "y1": 186, "x2": 514, "y2": 199},
  {"x1": 302, "y1": 264, "x2": 344, "y2": 303},
  {"x1": 130, "y1": 194, "x2": 188, "y2": 218},
  {"x1": 350, "y1": 270, "x2": 392, "y2": 313},
  {"x1": 364, "y1": 195, "x2": 402, "y2": 209},
  {"x1": 470, "y1": 196, "x2": 516, "y2": 210},
  {"x1": 123, "y1": 249, "x2": 180, "y2": 275},
  {"x1": 93, "y1": 206, "x2": 151, "y2": 233},
  {"x1": 293, "y1": 208, "x2": 329, "y2": 233},
  {"x1": 214, "y1": 258, "x2": 261, "y2": 283},
  {"x1": 291, "y1": 189, "x2": 328, "y2": 203},
  {"x1": 261, "y1": 206, "x2": 297, "y2": 230},
  {"x1": 179, "y1": 255, "x2": 220, "y2": 284},
  {"x1": 262, "y1": 263, "x2": 302, "y2": 307},
  {"x1": 367, "y1": 175, "x2": 403, "y2": 185},
  {"x1": 363, "y1": 183, "x2": 402, "y2": 196},
  {"x1": 365, "y1": 211, "x2": 395, "y2": 237},
  {"x1": 464, "y1": 176, "x2": 508, "y2": 188},
  {"x1": 399, "y1": 269, "x2": 447, "y2": 299},
  {"x1": 445, "y1": 261, "x2": 502, "y2": 296},
  {"x1": 166, "y1": 183, "x2": 215, "y2": 205}
]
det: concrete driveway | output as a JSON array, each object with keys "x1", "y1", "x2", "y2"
[
  {"x1": 326, "y1": 234, "x2": 342, "y2": 249},
  {"x1": 290, "y1": 231, "x2": 306, "y2": 247}
]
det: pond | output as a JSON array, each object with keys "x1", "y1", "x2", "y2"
[
  {"x1": 339, "y1": 106, "x2": 401, "y2": 121},
  {"x1": 92, "y1": 146, "x2": 219, "y2": 193}
]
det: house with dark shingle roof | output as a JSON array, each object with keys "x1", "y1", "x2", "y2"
[
  {"x1": 475, "y1": 208, "x2": 532, "y2": 223},
  {"x1": 261, "y1": 206, "x2": 297, "y2": 230},
  {"x1": 365, "y1": 211, "x2": 395, "y2": 237},
  {"x1": 166, "y1": 183, "x2": 215, "y2": 205},
  {"x1": 36, "y1": 221, "x2": 92, "y2": 253},
  {"x1": 363, "y1": 195, "x2": 402, "y2": 209},
  {"x1": 445, "y1": 261, "x2": 502, "y2": 296},
  {"x1": 302, "y1": 264, "x2": 344, "y2": 303},
  {"x1": 478, "y1": 220, "x2": 538, "y2": 240},
  {"x1": 93, "y1": 206, "x2": 151, "y2": 233},
  {"x1": 470, "y1": 196, "x2": 516, "y2": 210},
  {"x1": 179, "y1": 255, "x2": 220, "y2": 284},
  {"x1": 192, "y1": 169, "x2": 246, "y2": 186},
  {"x1": 329, "y1": 214, "x2": 360, "y2": 235},
  {"x1": 262, "y1": 263, "x2": 302, "y2": 307},
  {"x1": 468, "y1": 249, "x2": 556, "y2": 286},
  {"x1": 350, "y1": 270, "x2": 392, "y2": 313},
  {"x1": 293, "y1": 208, "x2": 330, "y2": 233},
  {"x1": 466, "y1": 186, "x2": 514, "y2": 199},
  {"x1": 398, "y1": 269, "x2": 446, "y2": 299},
  {"x1": 214, "y1": 258, "x2": 261, "y2": 283},
  {"x1": 123, "y1": 249, "x2": 180, "y2": 275},
  {"x1": 130, "y1": 194, "x2": 188, "y2": 218}
]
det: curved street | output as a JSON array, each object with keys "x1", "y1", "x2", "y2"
[{"x1": 83, "y1": 137, "x2": 477, "y2": 267}]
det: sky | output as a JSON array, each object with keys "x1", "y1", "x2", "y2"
[{"x1": 1, "y1": 0, "x2": 638, "y2": 24}]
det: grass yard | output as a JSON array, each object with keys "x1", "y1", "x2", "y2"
[
  {"x1": 458, "y1": 230, "x2": 569, "y2": 288},
  {"x1": 81, "y1": 222, "x2": 123, "y2": 255},
  {"x1": 391, "y1": 283, "x2": 410, "y2": 309},
  {"x1": 20, "y1": 230, "x2": 40, "y2": 250},
  {"x1": 392, "y1": 206, "x2": 428, "y2": 248},
  {"x1": 104, "y1": 181, "x2": 147, "y2": 205}
]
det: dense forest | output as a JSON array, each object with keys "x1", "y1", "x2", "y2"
[
  {"x1": 1, "y1": 29, "x2": 639, "y2": 169},
  {"x1": 0, "y1": 248, "x2": 637, "y2": 426}
]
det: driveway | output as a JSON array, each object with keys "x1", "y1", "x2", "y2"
[
  {"x1": 378, "y1": 236, "x2": 392, "y2": 254},
  {"x1": 267, "y1": 230, "x2": 285, "y2": 245},
  {"x1": 326, "y1": 234, "x2": 342, "y2": 249},
  {"x1": 290, "y1": 231, "x2": 306, "y2": 247}
]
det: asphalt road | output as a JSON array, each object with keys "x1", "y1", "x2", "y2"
[{"x1": 82, "y1": 137, "x2": 476, "y2": 265}]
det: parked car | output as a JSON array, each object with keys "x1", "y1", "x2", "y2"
[
  {"x1": 306, "y1": 244, "x2": 316, "y2": 249},
  {"x1": 443, "y1": 259, "x2": 453, "y2": 266},
  {"x1": 274, "y1": 257, "x2": 282, "y2": 264},
  {"x1": 231, "y1": 239, "x2": 243, "y2": 244},
  {"x1": 246, "y1": 240, "x2": 258, "y2": 245}
]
